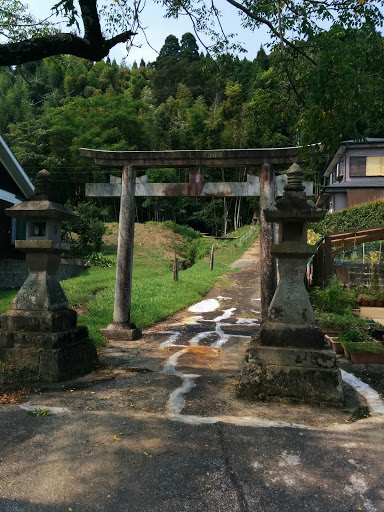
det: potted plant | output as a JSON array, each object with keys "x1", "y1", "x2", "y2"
[
  {"x1": 357, "y1": 293, "x2": 370, "y2": 307},
  {"x1": 315, "y1": 312, "x2": 343, "y2": 337},
  {"x1": 330, "y1": 337, "x2": 344, "y2": 354},
  {"x1": 316, "y1": 312, "x2": 369, "y2": 335},
  {"x1": 338, "y1": 326, "x2": 373, "y2": 358},
  {"x1": 375, "y1": 292, "x2": 384, "y2": 308},
  {"x1": 341, "y1": 340, "x2": 384, "y2": 364},
  {"x1": 369, "y1": 320, "x2": 384, "y2": 341}
]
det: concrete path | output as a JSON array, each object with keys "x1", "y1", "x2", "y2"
[
  {"x1": 360, "y1": 306, "x2": 384, "y2": 324},
  {"x1": 1, "y1": 239, "x2": 384, "y2": 512}
]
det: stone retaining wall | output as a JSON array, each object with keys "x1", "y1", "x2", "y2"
[
  {"x1": 0, "y1": 258, "x2": 86, "y2": 290},
  {"x1": 334, "y1": 262, "x2": 384, "y2": 291}
]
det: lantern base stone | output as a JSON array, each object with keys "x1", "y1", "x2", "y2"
[
  {"x1": 239, "y1": 343, "x2": 343, "y2": 406},
  {"x1": 0, "y1": 325, "x2": 98, "y2": 382}
]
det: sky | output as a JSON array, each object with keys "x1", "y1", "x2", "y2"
[{"x1": 26, "y1": 0, "x2": 271, "y2": 66}]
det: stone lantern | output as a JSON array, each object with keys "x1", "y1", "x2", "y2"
[
  {"x1": 0, "y1": 170, "x2": 98, "y2": 381},
  {"x1": 239, "y1": 164, "x2": 343, "y2": 406}
]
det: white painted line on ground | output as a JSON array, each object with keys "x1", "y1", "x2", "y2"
[
  {"x1": 228, "y1": 334, "x2": 253, "y2": 338},
  {"x1": 189, "y1": 299, "x2": 220, "y2": 313},
  {"x1": 167, "y1": 376, "x2": 198, "y2": 416},
  {"x1": 162, "y1": 348, "x2": 200, "y2": 415},
  {"x1": 159, "y1": 332, "x2": 182, "y2": 348},
  {"x1": 341, "y1": 370, "x2": 384, "y2": 415},
  {"x1": 210, "y1": 324, "x2": 229, "y2": 348},
  {"x1": 217, "y1": 296, "x2": 232, "y2": 300},
  {"x1": 169, "y1": 413, "x2": 307, "y2": 429},
  {"x1": 212, "y1": 308, "x2": 236, "y2": 322},
  {"x1": 160, "y1": 306, "x2": 306, "y2": 428},
  {"x1": 188, "y1": 331, "x2": 211, "y2": 346}
]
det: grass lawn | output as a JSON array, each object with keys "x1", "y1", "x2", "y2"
[{"x1": 0, "y1": 224, "x2": 259, "y2": 345}]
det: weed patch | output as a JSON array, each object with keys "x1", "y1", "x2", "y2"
[{"x1": 28, "y1": 408, "x2": 51, "y2": 417}]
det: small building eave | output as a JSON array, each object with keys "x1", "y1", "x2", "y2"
[
  {"x1": 339, "y1": 138, "x2": 384, "y2": 148},
  {"x1": 323, "y1": 146, "x2": 347, "y2": 179},
  {"x1": 321, "y1": 181, "x2": 384, "y2": 193},
  {"x1": 0, "y1": 188, "x2": 22, "y2": 205},
  {"x1": 0, "y1": 134, "x2": 34, "y2": 199}
]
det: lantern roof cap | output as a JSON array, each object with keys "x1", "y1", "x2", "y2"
[
  {"x1": 5, "y1": 200, "x2": 78, "y2": 221},
  {"x1": 4, "y1": 170, "x2": 78, "y2": 221}
]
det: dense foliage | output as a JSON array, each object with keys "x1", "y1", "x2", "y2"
[
  {"x1": 312, "y1": 199, "x2": 384, "y2": 235},
  {"x1": 2, "y1": 0, "x2": 382, "y2": 66},
  {"x1": 62, "y1": 201, "x2": 107, "y2": 256},
  {"x1": 2, "y1": 23, "x2": 384, "y2": 234}
]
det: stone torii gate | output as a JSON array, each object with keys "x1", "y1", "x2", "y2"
[{"x1": 80, "y1": 147, "x2": 313, "y2": 341}]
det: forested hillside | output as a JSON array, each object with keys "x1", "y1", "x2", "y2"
[{"x1": 1, "y1": 26, "x2": 384, "y2": 234}]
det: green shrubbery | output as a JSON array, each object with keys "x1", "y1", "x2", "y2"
[
  {"x1": 162, "y1": 221, "x2": 201, "y2": 240},
  {"x1": 311, "y1": 199, "x2": 384, "y2": 234},
  {"x1": 338, "y1": 326, "x2": 372, "y2": 344},
  {"x1": 63, "y1": 201, "x2": 107, "y2": 256},
  {"x1": 160, "y1": 221, "x2": 213, "y2": 264},
  {"x1": 315, "y1": 312, "x2": 367, "y2": 331},
  {"x1": 310, "y1": 276, "x2": 357, "y2": 314},
  {"x1": 342, "y1": 341, "x2": 384, "y2": 353},
  {"x1": 311, "y1": 276, "x2": 384, "y2": 351},
  {"x1": 86, "y1": 252, "x2": 113, "y2": 268}
]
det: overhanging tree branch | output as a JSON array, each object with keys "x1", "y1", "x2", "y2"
[
  {"x1": 0, "y1": 0, "x2": 136, "y2": 66},
  {"x1": 225, "y1": 0, "x2": 317, "y2": 66},
  {"x1": 0, "y1": 29, "x2": 135, "y2": 66},
  {"x1": 276, "y1": 0, "x2": 307, "y2": 107}
]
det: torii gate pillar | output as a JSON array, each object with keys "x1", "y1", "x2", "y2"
[
  {"x1": 259, "y1": 164, "x2": 277, "y2": 320},
  {"x1": 101, "y1": 165, "x2": 142, "y2": 341}
]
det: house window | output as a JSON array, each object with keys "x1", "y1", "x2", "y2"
[
  {"x1": 366, "y1": 156, "x2": 384, "y2": 176},
  {"x1": 350, "y1": 157, "x2": 366, "y2": 176},
  {"x1": 350, "y1": 156, "x2": 384, "y2": 176}
]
